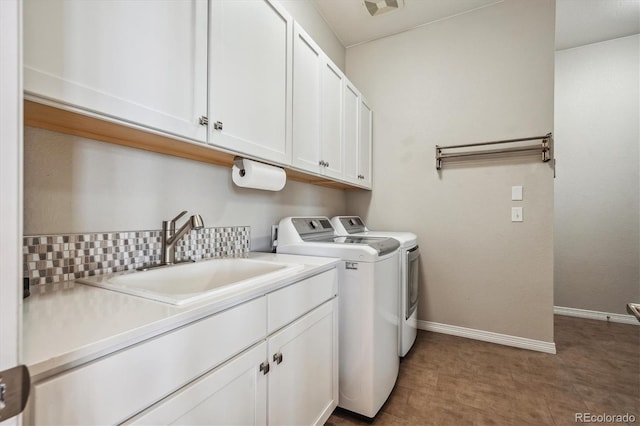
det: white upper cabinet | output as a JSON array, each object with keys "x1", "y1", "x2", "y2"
[
  {"x1": 23, "y1": 0, "x2": 371, "y2": 188},
  {"x1": 209, "y1": 0, "x2": 293, "y2": 165},
  {"x1": 291, "y1": 23, "x2": 323, "y2": 174},
  {"x1": 359, "y1": 97, "x2": 373, "y2": 188},
  {"x1": 333, "y1": 77, "x2": 372, "y2": 189},
  {"x1": 23, "y1": 0, "x2": 208, "y2": 142},
  {"x1": 291, "y1": 23, "x2": 348, "y2": 181},
  {"x1": 321, "y1": 60, "x2": 345, "y2": 179},
  {"x1": 343, "y1": 80, "x2": 360, "y2": 184}
]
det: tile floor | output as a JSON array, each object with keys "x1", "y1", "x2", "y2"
[{"x1": 327, "y1": 315, "x2": 640, "y2": 425}]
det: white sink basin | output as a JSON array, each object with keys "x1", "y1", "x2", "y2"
[{"x1": 77, "y1": 258, "x2": 304, "y2": 305}]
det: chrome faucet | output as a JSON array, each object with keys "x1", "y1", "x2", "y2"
[{"x1": 161, "y1": 210, "x2": 204, "y2": 265}]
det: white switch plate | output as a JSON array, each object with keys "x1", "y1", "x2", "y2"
[
  {"x1": 511, "y1": 185, "x2": 523, "y2": 201},
  {"x1": 512, "y1": 207, "x2": 523, "y2": 222}
]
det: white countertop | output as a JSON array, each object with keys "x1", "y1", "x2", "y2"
[{"x1": 23, "y1": 252, "x2": 340, "y2": 382}]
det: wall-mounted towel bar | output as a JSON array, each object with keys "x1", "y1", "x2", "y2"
[{"x1": 435, "y1": 133, "x2": 553, "y2": 170}]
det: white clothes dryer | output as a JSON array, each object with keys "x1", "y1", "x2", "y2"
[
  {"x1": 276, "y1": 216, "x2": 400, "y2": 419},
  {"x1": 331, "y1": 216, "x2": 419, "y2": 357}
]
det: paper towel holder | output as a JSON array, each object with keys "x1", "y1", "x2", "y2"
[
  {"x1": 231, "y1": 156, "x2": 287, "y2": 191},
  {"x1": 233, "y1": 156, "x2": 247, "y2": 177}
]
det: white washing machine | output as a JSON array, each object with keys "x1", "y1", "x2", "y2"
[
  {"x1": 331, "y1": 216, "x2": 419, "y2": 357},
  {"x1": 276, "y1": 216, "x2": 400, "y2": 419}
]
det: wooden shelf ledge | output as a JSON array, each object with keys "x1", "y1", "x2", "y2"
[{"x1": 24, "y1": 100, "x2": 364, "y2": 191}]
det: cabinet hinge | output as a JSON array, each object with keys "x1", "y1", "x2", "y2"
[
  {"x1": 259, "y1": 361, "x2": 270, "y2": 375},
  {"x1": 0, "y1": 365, "x2": 31, "y2": 422},
  {"x1": 198, "y1": 116, "x2": 208, "y2": 126}
]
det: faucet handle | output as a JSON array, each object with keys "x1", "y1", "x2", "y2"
[
  {"x1": 171, "y1": 210, "x2": 188, "y2": 223},
  {"x1": 164, "y1": 210, "x2": 188, "y2": 233}
]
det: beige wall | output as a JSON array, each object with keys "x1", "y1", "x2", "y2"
[
  {"x1": 345, "y1": 0, "x2": 556, "y2": 342},
  {"x1": 23, "y1": 127, "x2": 347, "y2": 251},
  {"x1": 554, "y1": 35, "x2": 640, "y2": 315}
]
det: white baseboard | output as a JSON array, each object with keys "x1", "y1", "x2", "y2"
[
  {"x1": 554, "y1": 306, "x2": 639, "y2": 326},
  {"x1": 417, "y1": 320, "x2": 556, "y2": 354}
]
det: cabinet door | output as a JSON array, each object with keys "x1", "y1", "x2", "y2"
[
  {"x1": 31, "y1": 297, "x2": 267, "y2": 426},
  {"x1": 23, "y1": 0, "x2": 208, "y2": 142},
  {"x1": 209, "y1": 0, "x2": 293, "y2": 165},
  {"x1": 343, "y1": 80, "x2": 360, "y2": 184},
  {"x1": 359, "y1": 97, "x2": 373, "y2": 188},
  {"x1": 268, "y1": 299, "x2": 338, "y2": 426},
  {"x1": 291, "y1": 23, "x2": 322, "y2": 174},
  {"x1": 321, "y1": 61, "x2": 344, "y2": 179},
  {"x1": 126, "y1": 342, "x2": 268, "y2": 426}
]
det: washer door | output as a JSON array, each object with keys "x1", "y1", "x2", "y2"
[{"x1": 406, "y1": 246, "x2": 419, "y2": 319}]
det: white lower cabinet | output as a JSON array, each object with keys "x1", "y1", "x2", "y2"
[
  {"x1": 28, "y1": 269, "x2": 338, "y2": 426},
  {"x1": 127, "y1": 342, "x2": 268, "y2": 426},
  {"x1": 29, "y1": 297, "x2": 267, "y2": 426},
  {"x1": 268, "y1": 300, "x2": 338, "y2": 426},
  {"x1": 130, "y1": 299, "x2": 338, "y2": 426}
]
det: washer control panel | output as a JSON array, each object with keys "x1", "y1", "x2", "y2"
[{"x1": 292, "y1": 217, "x2": 335, "y2": 239}]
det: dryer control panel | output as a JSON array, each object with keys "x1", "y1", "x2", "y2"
[{"x1": 337, "y1": 216, "x2": 366, "y2": 234}]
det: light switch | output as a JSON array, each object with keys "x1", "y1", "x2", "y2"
[
  {"x1": 511, "y1": 185, "x2": 523, "y2": 201},
  {"x1": 512, "y1": 207, "x2": 523, "y2": 222}
]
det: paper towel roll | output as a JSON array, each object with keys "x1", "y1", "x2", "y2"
[{"x1": 232, "y1": 159, "x2": 286, "y2": 191}]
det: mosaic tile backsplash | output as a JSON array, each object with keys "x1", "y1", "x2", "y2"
[{"x1": 24, "y1": 226, "x2": 250, "y2": 285}]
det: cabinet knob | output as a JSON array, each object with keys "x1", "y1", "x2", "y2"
[
  {"x1": 259, "y1": 362, "x2": 270, "y2": 375},
  {"x1": 273, "y1": 352, "x2": 283, "y2": 365},
  {"x1": 198, "y1": 116, "x2": 208, "y2": 126},
  {"x1": 325, "y1": 162, "x2": 329, "y2": 167},
  {"x1": 213, "y1": 121, "x2": 223, "y2": 131}
]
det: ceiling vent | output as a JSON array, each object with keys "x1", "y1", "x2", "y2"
[{"x1": 363, "y1": 0, "x2": 405, "y2": 17}]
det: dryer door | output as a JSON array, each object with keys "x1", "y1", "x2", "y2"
[{"x1": 406, "y1": 246, "x2": 419, "y2": 320}]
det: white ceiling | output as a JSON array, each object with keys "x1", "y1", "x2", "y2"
[
  {"x1": 311, "y1": 0, "x2": 640, "y2": 50},
  {"x1": 311, "y1": 0, "x2": 503, "y2": 47},
  {"x1": 555, "y1": 0, "x2": 640, "y2": 50}
]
